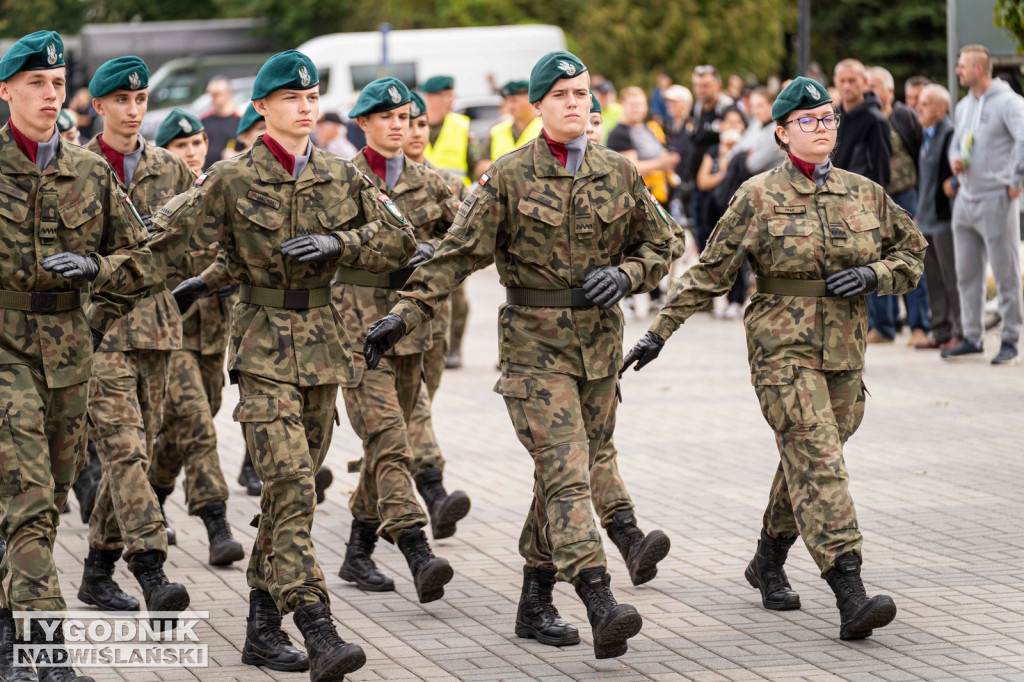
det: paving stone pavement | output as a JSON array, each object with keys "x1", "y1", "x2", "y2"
[{"x1": 53, "y1": 267, "x2": 1023, "y2": 681}]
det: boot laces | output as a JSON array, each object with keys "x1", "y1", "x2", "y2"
[
  {"x1": 305, "y1": 613, "x2": 345, "y2": 651},
  {"x1": 581, "y1": 575, "x2": 616, "y2": 615},
  {"x1": 400, "y1": 533, "x2": 434, "y2": 571},
  {"x1": 253, "y1": 600, "x2": 291, "y2": 649}
]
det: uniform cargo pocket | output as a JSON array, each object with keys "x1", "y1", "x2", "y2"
[
  {"x1": 493, "y1": 373, "x2": 532, "y2": 399},
  {"x1": 594, "y1": 190, "x2": 635, "y2": 256},
  {"x1": 767, "y1": 216, "x2": 816, "y2": 273},
  {"x1": 318, "y1": 196, "x2": 359, "y2": 229},
  {"x1": 236, "y1": 196, "x2": 285, "y2": 231},
  {"x1": 232, "y1": 394, "x2": 279, "y2": 423}
]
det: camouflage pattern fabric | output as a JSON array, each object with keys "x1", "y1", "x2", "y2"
[
  {"x1": 86, "y1": 141, "x2": 194, "y2": 560},
  {"x1": 0, "y1": 126, "x2": 152, "y2": 613},
  {"x1": 647, "y1": 158, "x2": 926, "y2": 575},
  {"x1": 589, "y1": 436, "x2": 635, "y2": 528},
  {"x1": 886, "y1": 123, "x2": 917, "y2": 196},
  {"x1": 389, "y1": 137, "x2": 674, "y2": 580},
  {"x1": 197, "y1": 352, "x2": 227, "y2": 417},
  {"x1": 148, "y1": 349, "x2": 229, "y2": 514},
  {"x1": 149, "y1": 138, "x2": 415, "y2": 613},
  {"x1": 343, "y1": 353, "x2": 427, "y2": 541},
  {"x1": 406, "y1": 299, "x2": 451, "y2": 478}
]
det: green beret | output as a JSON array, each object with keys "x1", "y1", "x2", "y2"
[
  {"x1": 771, "y1": 76, "x2": 832, "y2": 120},
  {"x1": 529, "y1": 50, "x2": 587, "y2": 103},
  {"x1": 237, "y1": 103, "x2": 264, "y2": 136},
  {"x1": 590, "y1": 92, "x2": 601, "y2": 114},
  {"x1": 252, "y1": 50, "x2": 318, "y2": 100},
  {"x1": 348, "y1": 77, "x2": 411, "y2": 118},
  {"x1": 0, "y1": 31, "x2": 65, "y2": 82},
  {"x1": 420, "y1": 75, "x2": 454, "y2": 93},
  {"x1": 156, "y1": 108, "x2": 204, "y2": 148},
  {"x1": 89, "y1": 56, "x2": 149, "y2": 98},
  {"x1": 56, "y1": 109, "x2": 76, "y2": 132},
  {"x1": 500, "y1": 80, "x2": 530, "y2": 98},
  {"x1": 409, "y1": 92, "x2": 427, "y2": 119}
]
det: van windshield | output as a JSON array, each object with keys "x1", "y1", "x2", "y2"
[{"x1": 149, "y1": 69, "x2": 198, "y2": 109}]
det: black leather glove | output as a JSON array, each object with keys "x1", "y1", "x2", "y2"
[
  {"x1": 405, "y1": 242, "x2": 435, "y2": 269},
  {"x1": 171, "y1": 277, "x2": 210, "y2": 313},
  {"x1": 138, "y1": 214, "x2": 155, "y2": 233},
  {"x1": 215, "y1": 284, "x2": 237, "y2": 298},
  {"x1": 363, "y1": 314, "x2": 406, "y2": 370},
  {"x1": 621, "y1": 331, "x2": 666, "y2": 372},
  {"x1": 280, "y1": 234, "x2": 343, "y2": 262},
  {"x1": 825, "y1": 265, "x2": 878, "y2": 298},
  {"x1": 40, "y1": 252, "x2": 99, "y2": 281},
  {"x1": 582, "y1": 266, "x2": 632, "y2": 309},
  {"x1": 90, "y1": 328, "x2": 104, "y2": 352}
]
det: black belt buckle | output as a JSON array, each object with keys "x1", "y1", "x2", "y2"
[
  {"x1": 31, "y1": 291, "x2": 59, "y2": 314},
  {"x1": 282, "y1": 290, "x2": 310, "y2": 309}
]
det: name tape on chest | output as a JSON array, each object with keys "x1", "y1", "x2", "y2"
[
  {"x1": 377, "y1": 194, "x2": 407, "y2": 223},
  {"x1": 773, "y1": 205, "x2": 806, "y2": 214},
  {"x1": 247, "y1": 189, "x2": 281, "y2": 210}
]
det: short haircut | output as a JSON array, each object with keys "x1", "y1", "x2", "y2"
[
  {"x1": 905, "y1": 75, "x2": 931, "y2": 90},
  {"x1": 833, "y1": 58, "x2": 867, "y2": 79},
  {"x1": 619, "y1": 86, "x2": 646, "y2": 102},
  {"x1": 961, "y1": 44, "x2": 993, "y2": 75},
  {"x1": 692, "y1": 65, "x2": 721, "y2": 82},
  {"x1": 867, "y1": 66, "x2": 894, "y2": 92},
  {"x1": 206, "y1": 75, "x2": 231, "y2": 90},
  {"x1": 920, "y1": 83, "x2": 951, "y2": 114}
]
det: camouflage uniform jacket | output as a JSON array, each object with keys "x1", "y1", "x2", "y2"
[
  {"x1": 336, "y1": 151, "x2": 460, "y2": 356},
  {"x1": 0, "y1": 124, "x2": 152, "y2": 389},
  {"x1": 392, "y1": 135, "x2": 675, "y2": 380},
  {"x1": 175, "y1": 247, "x2": 232, "y2": 356},
  {"x1": 150, "y1": 137, "x2": 416, "y2": 387},
  {"x1": 650, "y1": 157, "x2": 927, "y2": 376},
  {"x1": 86, "y1": 136, "x2": 192, "y2": 352}
]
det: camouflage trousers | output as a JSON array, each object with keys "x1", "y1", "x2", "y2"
[
  {"x1": 754, "y1": 365, "x2": 866, "y2": 575},
  {"x1": 88, "y1": 350, "x2": 169, "y2": 563},
  {"x1": 496, "y1": 363, "x2": 616, "y2": 583},
  {"x1": 149, "y1": 349, "x2": 229, "y2": 515},
  {"x1": 590, "y1": 436, "x2": 636, "y2": 528},
  {"x1": 197, "y1": 352, "x2": 226, "y2": 418},
  {"x1": 344, "y1": 353, "x2": 429, "y2": 542},
  {"x1": 448, "y1": 282, "x2": 469, "y2": 356},
  {"x1": 234, "y1": 372, "x2": 335, "y2": 614},
  {"x1": 408, "y1": 300, "x2": 451, "y2": 478},
  {"x1": 0, "y1": 364, "x2": 88, "y2": 612}
]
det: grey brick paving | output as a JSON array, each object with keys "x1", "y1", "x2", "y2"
[{"x1": 49, "y1": 267, "x2": 1024, "y2": 681}]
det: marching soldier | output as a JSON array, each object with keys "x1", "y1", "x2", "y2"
[
  {"x1": 623, "y1": 77, "x2": 926, "y2": 640},
  {"x1": 334, "y1": 78, "x2": 458, "y2": 601},
  {"x1": 152, "y1": 50, "x2": 415, "y2": 681},
  {"x1": 79, "y1": 56, "x2": 193, "y2": 615},
  {"x1": 149, "y1": 108, "x2": 244, "y2": 567},
  {"x1": 363, "y1": 51, "x2": 675, "y2": 659},
  {"x1": 0, "y1": 30, "x2": 152, "y2": 682}
]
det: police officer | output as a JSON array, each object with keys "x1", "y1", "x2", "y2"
[
  {"x1": 153, "y1": 50, "x2": 415, "y2": 681},
  {"x1": 623, "y1": 77, "x2": 927, "y2": 641},
  {"x1": 78, "y1": 56, "x2": 194, "y2": 616},
  {"x1": 333, "y1": 78, "x2": 458, "y2": 601},
  {"x1": 485, "y1": 80, "x2": 543, "y2": 162},
  {"x1": 0, "y1": 30, "x2": 152, "y2": 682},
  {"x1": 364, "y1": 51, "x2": 675, "y2": 660},
  {"x1": 150, "y1": 107, "x2": 244, "y2": 567}
]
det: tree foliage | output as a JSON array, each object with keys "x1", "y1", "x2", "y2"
[{"x1": 994, "y1": 0, "x2": 1024, "y2": 55}]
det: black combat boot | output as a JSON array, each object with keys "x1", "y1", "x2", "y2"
[
  {"x1": 744, "y1": 529, "x2": 801, "y2": 611},
  {"x1": 241, "y1": 589, "x2": 309, "y2": 672},
  {"x1": 825, "y1": 554, "x2": 897, "y2": 640},
  {"x1": 605, "y1": 510, "x2": 671, "y2": 586},
  {"x1": 573, "y1": 567, "x2": 643, "y2": 659},
  {"x1": 129, "y1": 550, "x2": 190, "y2": 614},
  {"x1": 514, "y1": 566, "x2": 580, "y2": 646},
  {"x1": 71, "y1": 442, "x2": 101, "y2": 524},
  {"x1": 414, "y1": 468, "x2": 471, "y2": 540},
  {"x1": 0, "y1": 608, "x2": 37, "y2": 682},
  {"x1": 237, "y1": 452, "x2": 262, "y2": 496},
  {"x1": 77, "y1": 548, "x2": 140, "y2": 611},
  {"x1": 338, "y1": 520, "x2": 395, "y2": 592},
  {"x1": 314, "y1": 466, "x2": 333, "y2": 505},
  {"x1": 29, "y1": 619, "x2": 94, "y2": 682},
  {"x1": 196, "y1": 501, "x2": 245, "y2": 566},
  {"x1": 292, "y1": 602, "x2": 366, "y2": 682},
  {"x1": 151, "y1": 485, "x2": 176, "y2": 546},
  {"x1": 396, "y1": 528, "x2": 453, "y2": 603}
]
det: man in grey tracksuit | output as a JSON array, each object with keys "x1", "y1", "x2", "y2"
[{"x1": 944, "y1": 44, "x2": 1024, "y2": 365}]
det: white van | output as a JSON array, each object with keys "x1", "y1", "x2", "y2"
[{"x1": 297, "y1": 24, "x2": 566, "y2": 115}]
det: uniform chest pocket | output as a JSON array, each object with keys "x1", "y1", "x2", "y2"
[
  {"x1": 236, "y1": 196, "x2": 285, "y2": 231},
  {"x1": 58, "y1": 193, "x2": 102, "y2": 252},
  {"x1": 767, "y1": 216, "x2": 818, "y2": 273},
  {"x1": 0, "y1": 195, "x2": 29, "y2": 224},
  {"x1": 594, "y1": 191, "x2": 635, "y2": 257},
  {"x1": 510, "y1": 196, "x2": 564, "y2": 265},
  {"x1": 841, "y1": 209, "x2": 882, "y2": 264},
  {"x1": 407, "y1": 201, "x2": 443, "y2": 239},
  {"x1": 235, "y1": 196, "x2": 286, "y2": 266},
  {"x1": 316, "y1": 195, "x2": 359, "y2": 230}
]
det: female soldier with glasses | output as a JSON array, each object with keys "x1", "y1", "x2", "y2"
[{"x1": 622, "y1": 77, "x2": 927, "y2": 641}]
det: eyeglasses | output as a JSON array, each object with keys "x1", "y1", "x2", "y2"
[{"x1": 784, "y1": 114, "x2": 840, "y2": 132}]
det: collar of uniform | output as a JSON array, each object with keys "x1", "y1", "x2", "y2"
[
  {"x1": 251, "y1": 138, "x2": 334, "y2": 186},
  {"x1": 533, "y1": 134, "x2": 572, "y2": 178},
  {"x1": 782, "y1": 155, "x2": 847, "y2": 196},
  {"x1": 296, "y1": 145, "x2": 334, "y2": 189},
  {"x1": 353, "y1": 150, "x2": 421, "y2": 195},
  {"x1": 0, "y1": 123, "x2": 41, "y2": 175}
]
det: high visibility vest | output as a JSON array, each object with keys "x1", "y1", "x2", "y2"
[
  {"x1": 425, "y1": 113, "x2": 471, "y2": 186},
  {"x1": 644, "y1": 120, "x2": 672, "y2": 203},
  {"x1": 489, "y1": 117, "x2": 543, "y2": 160}
]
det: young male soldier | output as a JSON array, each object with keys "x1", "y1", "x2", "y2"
[
  {"x1": 401, "y1": 92, "x2": 472, "y2": 540},
  {"x1": 364, "y1": 51, "x2": 674, "y2": 659},
  {"x1": 334, "y1": 78, "x2": 458, "y2": 601},
  {"x1": 0, "y1": 30, "x2": 152, "y2": 682},
  {"x1": 149, "y1": 108, "x2": 244, "y2": 567},
  {"x1": 77, "y1": 56, "x2": 193, "y2": 616},
  {"x1": 153, "y1": 50, "x2": 416, "y2": 681}
]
